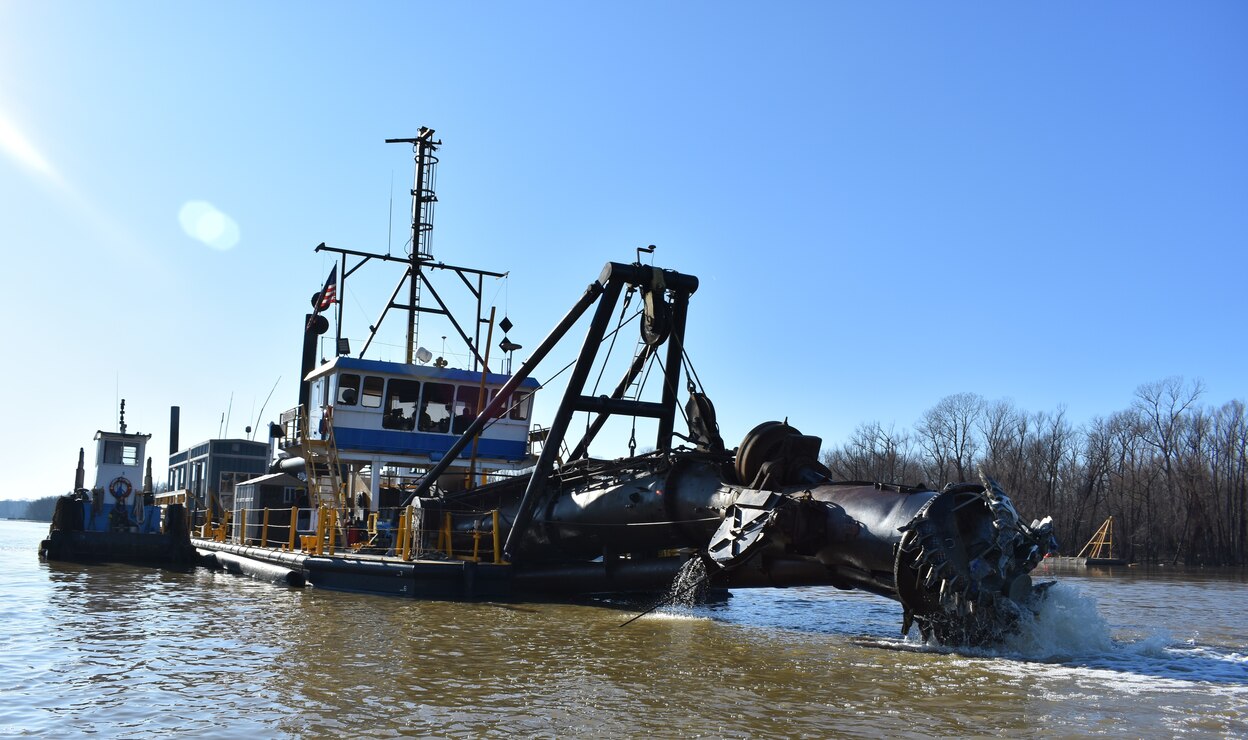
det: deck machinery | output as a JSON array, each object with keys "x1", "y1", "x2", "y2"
[{"x1": 402, "y1": 259, "x2": 1058, "y2": 645}]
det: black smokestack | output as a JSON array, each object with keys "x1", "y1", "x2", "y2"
[
  {"x1": 169, "y1": 406, "x2": 180, "y2": 455},
  {"x1": 74, "y1": 447, "x2": 85, "y2": 491},
  {"x1": 300, "y1": 313, "x2": 328, "y2": 413}
]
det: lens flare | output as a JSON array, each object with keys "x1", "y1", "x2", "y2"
[{"x1": 178, "y1": 200, "x2": 240, "y2": 250}]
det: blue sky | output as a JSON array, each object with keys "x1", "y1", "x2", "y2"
[{"x1": 1, "y1": 2, "x2": 1244, "y2": 500}]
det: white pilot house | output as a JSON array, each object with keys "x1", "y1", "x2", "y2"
[{"x1": 300, "y1": 357, "x2": 538, "y2": 486}]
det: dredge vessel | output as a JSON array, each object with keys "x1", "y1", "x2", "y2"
[{"x1": 180, "y1": 129, "x2": 1057, "y2": 644}]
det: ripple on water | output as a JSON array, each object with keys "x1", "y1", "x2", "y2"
[{"x1": 1, "y1": 520, "x2": 1245, "y2": 737}]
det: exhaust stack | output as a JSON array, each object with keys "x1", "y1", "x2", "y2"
[
  {"x1": 169, "y1": 406, "x2": 180, "y2": 455},
  {"x1": 74, "y1": 448, "x2": 85, "y2": 491}
]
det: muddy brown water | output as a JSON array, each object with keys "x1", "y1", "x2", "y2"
[{"x1": 1, "y1": 520, "x2": 1244, "y2": 737}]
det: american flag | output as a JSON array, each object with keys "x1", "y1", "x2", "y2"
[{"x1": 317, "y1": 265, "x2": 338, "y2": 309}]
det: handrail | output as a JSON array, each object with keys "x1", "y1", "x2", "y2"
[{"x1": 202, "y1": 504, "x2": 506, "y2": 566}]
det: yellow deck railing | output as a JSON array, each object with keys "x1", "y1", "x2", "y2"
[{"x1": 198, "y1": 504, "x2": 506, "y2": 565}]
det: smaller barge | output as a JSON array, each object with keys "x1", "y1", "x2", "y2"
[{"x1": 40, "y1": 401, "x2": 194, "y2": 565}]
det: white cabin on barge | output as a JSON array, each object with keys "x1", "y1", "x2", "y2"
[
  {"x1": 299, "y1": 356, "x2": 539, "y2": 470},
  {"x1": 85, "y1": 427, "x2": 159, "y2": 532}
]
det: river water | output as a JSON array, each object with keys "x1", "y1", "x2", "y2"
[{"x1": 1, "y1": 519, "x2": 1244, "y2": 738}]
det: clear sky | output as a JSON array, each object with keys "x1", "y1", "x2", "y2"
[{"x1": 1, "y1": 2, "x2": 1244, "y2": 500}]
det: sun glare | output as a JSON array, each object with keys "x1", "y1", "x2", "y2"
[
  {"x1": 178, "y1": 200, "x2": 241, "y2": 251},
  {"x1": 0, "y1": 109, "x2": 60, "y2": 183}
]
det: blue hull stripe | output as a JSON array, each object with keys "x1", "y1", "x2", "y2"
[{"x1": 333, "y1": 427, "x2": 527, "y2": 462}]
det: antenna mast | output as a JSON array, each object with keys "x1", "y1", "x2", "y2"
[
  {"x1": 386, "y1": 128, "x2": 440, "y2": 364},
  {"x1": 316, "y1": 130, "x2": 504, "y2": 371}
]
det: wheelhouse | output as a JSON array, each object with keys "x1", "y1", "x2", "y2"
[
  {"x1": 299, "y1": 356, "x2": 540, "y2": 469},
  {"x1": 92, "y1": 429, "x2": 150, "y2": 493}
]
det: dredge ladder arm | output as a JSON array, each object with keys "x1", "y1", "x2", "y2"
[{"x1": 396, "y1": 261, "x2": 699, "y2": 562}]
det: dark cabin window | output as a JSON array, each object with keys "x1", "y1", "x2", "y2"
[
  {"x1": 383, "y1": 379, "x2": 420, "y2": 430},
  {"x1": 338, "y1": 374, "x2": 361, "y2": 405},
  {"x1": 489, "y1": 389, "x2": 507, "y2": 418},
  {"x1": 220, "y1": 472, "x2": 250, "y2": 496},
  {"x1": 419, "y1": 383, "x2": 453, "y2": 433},
  {"x1": 361, "y1": 376, "x2": 384, "y2": 408},
  {"x1": 452, "y1": 385, "x2": 480, "y2": 435},
  {"x1": 103, "y1": 441, "x2": 139, "y2": 466},
  {"x1": 510, "y1": 390, "x2": 532, "y2": 421}
]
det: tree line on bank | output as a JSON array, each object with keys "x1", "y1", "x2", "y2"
[
  {"x1": 819, "y1": 377, "x2": 1247, "y2": 566},
  {"x1": 21, "y1": 497, "x2": 58, "y2": 521},
  {"x1": 0, "y1": 496, "x2": 57, "y2": 521}
]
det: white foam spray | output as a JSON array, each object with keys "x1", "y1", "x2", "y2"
[
  {"x1": 1000, "y1": 582, "x2": 1115, "y2": 660},
  {"x1": 940, "y1": 582, "x2": 1248, "y2": 690}
]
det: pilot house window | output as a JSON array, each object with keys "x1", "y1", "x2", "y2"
[
  {"x1": 419, "y1": 383, "x2": 453, "y2": 433},
  {"x1": 510, "y1": 390, "x2": 532, "y2": 421},
  {"x1": 383, "y1": 379, "x2": 420, "y2": 430},
  {"x1": 361, "y1": 376, "x2": 384, "y2": 408},
  {"x1": 337, "y1": 374, "x2": 361, "y2": 405},
  {"x1": 452, "y1": 385, "x2": 480, "y2": 435},
  {"x1": 103, "y1": 441, "x2": 139, "y2": 466},
  {"x1": 487, "y1": 388, "x2": 531, "y2": 421}
]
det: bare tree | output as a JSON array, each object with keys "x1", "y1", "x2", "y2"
[
  {"x1": 977, "y1": 399, "x2": 1027, "y2": 491},
  {"x1": 1032, "y1": 407, "x2": 1075, "y2": 517},
  {"x1": 1070, "y1": 414, "x2": 1116, "y2": 547},
  {"x1": 1134, "y1": 377, "x2": 1205, "y2": 562},
  {"x1": 822, "y1": 421, "x2": 919, "y2": 484},
  {"x1": 916, "y1": 392, "x2": 984, "y2": 484}
]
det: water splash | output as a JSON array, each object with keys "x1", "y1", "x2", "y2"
[
  {"x1": 1000, "y1": 582, "x2": 1115, "y2": 660},
  {"x1": 929, "y1": 582, "x2": 1248, "y2": 689},
  {"x1": 614, "y1": 557, "x2": 712, "y2": 625},
  {"x1": 663, "y1": 557, "x2": 709, "y2": 610}
]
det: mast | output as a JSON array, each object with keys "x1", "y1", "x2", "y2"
[
  {"x1": 386, "y1": 128, "x2": 440, "y2": 364},
  {"x1": 315, "y1": 130, "x2": 504, "y2": 370}
]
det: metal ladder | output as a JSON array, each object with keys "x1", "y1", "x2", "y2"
[
  {"x1": 301, "y1": 412, "x2": 349, "y2": 543},
  {"x1": 528, "y1": 424, "x2": 568, "y2": 466}
]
